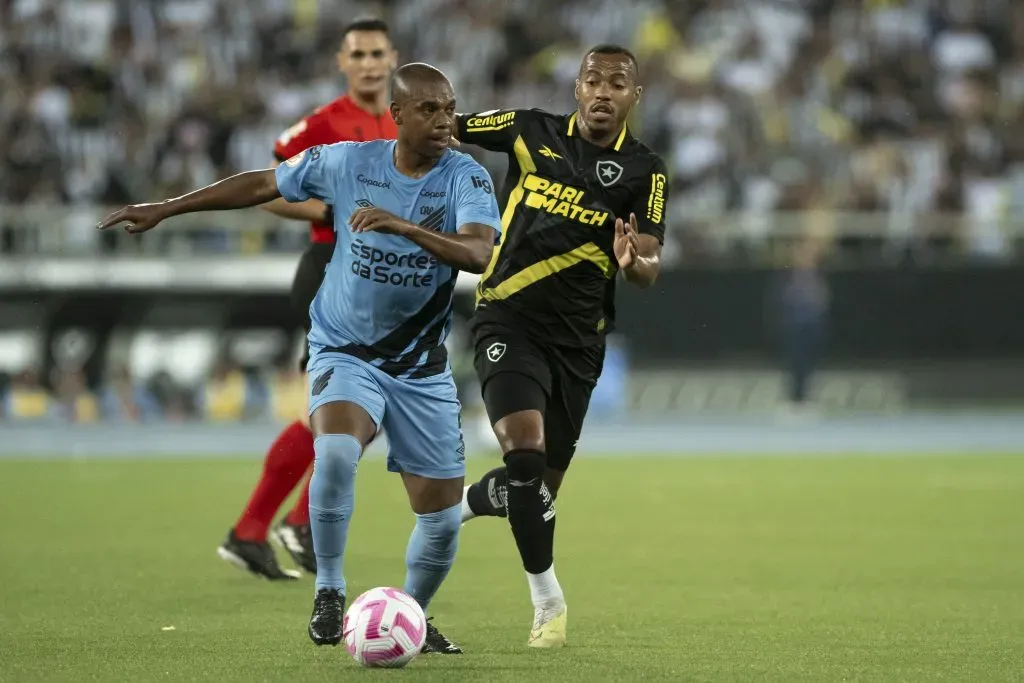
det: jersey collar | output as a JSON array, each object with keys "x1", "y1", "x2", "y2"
[{"x1": 566, "y1": 111, "x2": 629, "y2": 151}]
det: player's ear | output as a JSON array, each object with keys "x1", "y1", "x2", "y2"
[
  {"x1": 635, "y1": 85, "x2": 642, "y2": 105},
  {"x1": 574, "y1": 79, "x2": 581, "y2": 102},
  {"x1": 390, "y1": 102, "x2": 402, "y2": 125}
]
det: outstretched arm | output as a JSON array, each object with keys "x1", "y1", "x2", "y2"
[
  {"x1": 100, "y1": 143, "x2": 343, "y2": 234},
  {"x1": 98, "y1": 170, "x2": 281, "y2": 233},
  {"x1": 259, "y1": 160, "x2": 331, "y2": 223}
]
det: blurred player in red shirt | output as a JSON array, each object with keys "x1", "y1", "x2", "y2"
[{"x1": 217, "y1": 18, "x2": 398, "y2": 580}]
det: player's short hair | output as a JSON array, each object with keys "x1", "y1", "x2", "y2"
[
  {"x1": 341, "y1": 17, "x2": 390, "y2": 41},
  {"x1": 391, "y1": 63, "x2": 451, "y2": 103},
  {"x1": 582, "y1": 44, "x2": 640, "y2": 79}
]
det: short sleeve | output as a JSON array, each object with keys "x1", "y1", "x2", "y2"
[
  {"x1": 455, "y1": 109, "x2": 529, "y2": 154},
  {"x1": 630, "y1": 156, "x2": 670, "y2": 245},
  {"x1": 274, "y1": 144, "x2": 344, "y2": 204},
  {"x1": 453, "y1": 162, "x2": 502, "y2": 243},
  {"x1": 273, "y1": 113, "x2": 323, "y2": 161}
]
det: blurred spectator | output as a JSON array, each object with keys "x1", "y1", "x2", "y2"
[
  {"x1": 776, "y1": 239, "x2": 830, "y2": 416},
  {"x1": 99, "y1": 365, "x2": 163, "y2": 422},
  {"x1": 0, "y1": 0, "x2": 1023, "y2": 262},
  {"x1": 51, "y1": 367, "x2": 99, "y2": 423},
  {"x1": 2, "y1": 369, "x2": 50, "y2": 421}
]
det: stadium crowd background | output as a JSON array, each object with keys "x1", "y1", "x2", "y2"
[{"x1": 2, "y1": 0, "x2": 1023, "y2": 423}]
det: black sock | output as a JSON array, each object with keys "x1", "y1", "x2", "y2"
[
  {"x1": 466, "y1": 466, "x2": 508, "y2": 518},
  {"x1": 503, "y1": 449, "x2": 555, "y2": 574}
]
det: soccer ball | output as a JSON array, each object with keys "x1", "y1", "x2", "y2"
[{"x1": 343, "y1": 587, "x2": 427, "y2": 668}]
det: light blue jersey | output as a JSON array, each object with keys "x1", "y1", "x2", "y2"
[
  {"x1": 275, "y1": 140, "x2": 502, "y2": 379},
  {"x1": 275, "y1": 139, "x2": 501, "y2": 481}
]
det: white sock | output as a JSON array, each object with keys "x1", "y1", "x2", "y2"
[
  {"x1": 460, "y1": 485, "x2": 476, "y2": 524},
  {"x1": 526, "y1": 565, "x2": 564, "y2": 608}
]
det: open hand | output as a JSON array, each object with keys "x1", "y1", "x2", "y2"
[
  {"x1": 613, "y1": 212, "x2": 641, "y2": 270},
  {"x1": 96, "y1": 203, "x2": 169, "y2": 234},
  {"x1": 349, "y1": 207, "x2": 409, "y2": 235}
]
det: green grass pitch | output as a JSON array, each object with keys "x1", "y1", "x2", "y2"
[{"x1": 2, "y1": 454, "x2": 1023, "y2": 682}]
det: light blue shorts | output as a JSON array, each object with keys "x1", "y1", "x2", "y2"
[{"x1": 307, "y1": 351, "x2": 465, "y2": 480}]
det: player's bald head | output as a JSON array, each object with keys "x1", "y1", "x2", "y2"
[
  {"x1": 389, "y1": 62, "x2": 456, "y2": 159},
  {"x1": 391, "y1": 63, "x2": 452, "y2": 105}
]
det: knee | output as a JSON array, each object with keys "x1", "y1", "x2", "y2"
[
  {"x1": 493, "y1": 409, "x2": 545, "y2": 454},
  {"x1": 427, "y1": 506, "x2": 462, "y2": 542},
  {"x1": 312, "y1": 434, "x2": 361, "y2": 493},
  {"x1": 504, "y1": 435, "x2": 544, "y2": 454},
  {"x1": 415, "y1": 509, "x2": 461, "y2": 545},
  {"x1": 504, "y1": 448, "x2": 545, "y2": 484},
  {"x1": 408, "y1": 506, "x2": 461, "y2": 567}
]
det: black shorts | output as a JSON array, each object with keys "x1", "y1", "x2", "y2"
[
  {"x1": 472, "y1": 315, "x2": 605, "y2": 471},
  {"x1": 292, "y1": 242, "x2": 334, "y2": 371}
]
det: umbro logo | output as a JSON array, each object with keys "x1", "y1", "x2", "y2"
[
  {"x1": 538, "y1": 145, "x2": 562, "y2": 160},
  {"x1": 311, "y1": 368, "x2": 334, "y2": 396},
  {"x1": 355, "y1": 199, "x2": 374, "y2": 208}
]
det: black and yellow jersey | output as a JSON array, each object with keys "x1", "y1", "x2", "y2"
[{"x1": 456, "y1": 108, "x2": 669, "y2": 348}]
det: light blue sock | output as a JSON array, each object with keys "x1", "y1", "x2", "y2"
[
  {"x1": 403, "y1": 502, "x2": 462, "y2": 611},
  {"x1": 309, "y1": 434, "x2": 361, "y2": 594}
]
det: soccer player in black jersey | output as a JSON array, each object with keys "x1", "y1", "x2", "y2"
[{"x1": 453, "y1": 45, "x2": 670, "y2": 648}]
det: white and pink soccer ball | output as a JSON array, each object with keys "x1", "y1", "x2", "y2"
[{"x1": 343, "y1": 587, "x2": 427, "y2": 668}]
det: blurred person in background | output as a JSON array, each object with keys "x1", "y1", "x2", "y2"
[
  {"x1": 1, "y1": 369, "x2": 50, "y2": 421},
  {"x1": 217, "y1": 17, "x2": 398, "y2": 583},
  {"x1": 98, "y1": 366, "x2": 162, "y2": 422},
  {"x1": 777, "y1": 238, "x2": 829, "y2": 418},
  {"x1": 51, "y1": 367, "x2": 99, "y2": 423}
]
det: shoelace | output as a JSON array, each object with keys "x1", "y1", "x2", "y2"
[
  {"x1": 532, "y1": 604, "x2": 564, "y2": 630},
  {"x1": 315, "y1": 589, "x2": 343, "y2": 612}
]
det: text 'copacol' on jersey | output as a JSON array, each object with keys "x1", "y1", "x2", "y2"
[{"x1": 522, "y1": 173, "x2": 609, "y2": 226}]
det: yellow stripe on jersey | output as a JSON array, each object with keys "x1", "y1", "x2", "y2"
[
  {"x1": 612, "y1": 123, "x2": 628, "y2": 151},
  {"x1": 567, "y1": 110, "x2": 628, "y2": 150},
  {"x1": 476, "y1": 135, "x2": 537, "y2": 305},
  {"x1": 478, "y1": 242, "x2": 614, "y2": 303}
]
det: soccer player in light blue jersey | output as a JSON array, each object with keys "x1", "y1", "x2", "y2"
[{"x1": 98, "y1": 63, "x2": 503, "y2": 654}]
